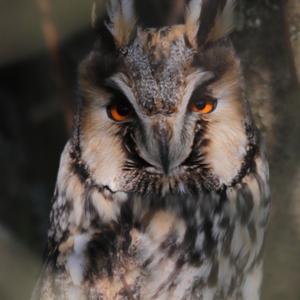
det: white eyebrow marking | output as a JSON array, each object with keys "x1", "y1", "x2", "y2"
[
  {"x1": 106, "y1": 73, "x2": 143, "y2": 114},
  {"x1": 180, "y1": 70, "x2": 214, "y2": 111},
  {"x1": 107, "y1": 70, "x2": 213, "y2": 118}
]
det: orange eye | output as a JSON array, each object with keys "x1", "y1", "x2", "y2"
[
  {"x1": 108, "y1": 103, "x2": 132, "y2": 122},
  {"x1": 191, "y1": 98, "x2": 217, "y2": 114}
]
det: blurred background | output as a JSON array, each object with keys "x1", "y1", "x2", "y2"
[{"x1": 0, "y1": 0, "x2": 299, "y2": 299}]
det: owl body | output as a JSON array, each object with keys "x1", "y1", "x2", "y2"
[{"x1": 33, "y1": 1, "x2": 270, "y2": 299}]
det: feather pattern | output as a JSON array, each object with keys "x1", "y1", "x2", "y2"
[
  {"x1": 32, "y1": 1, "x2": 270, "y2": 299},
  {"x1": 106, "y1": 0, "x2": 137, "y2": 47},
  {"x1": 185, "y1": 0, "x2": 236, "y2": 46},
  {"x1": 185, "y1": 0, "x2": 203, "y2": 36},
  {"x1": 208, "y1": 0, "x2": 236, "y2": 42},
  {"x1": 198, "y1": 0, "x2": 236, "y2": 44}
]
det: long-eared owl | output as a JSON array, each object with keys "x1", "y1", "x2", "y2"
[{"x1": 33, "y1": 0, "x2": 271, "y2": 299}]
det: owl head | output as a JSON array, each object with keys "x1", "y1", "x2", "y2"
[{"x1": 77, "y1": 0, "x2": 257, "y2": 195}]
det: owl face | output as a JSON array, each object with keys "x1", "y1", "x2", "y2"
[{"x1": 78, "y1": 0, "x2": 252, "y2": 194}]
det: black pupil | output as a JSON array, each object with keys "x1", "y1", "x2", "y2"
[
  {"x1": 195, "y1": 99, "x2": 207, "y2": 110},
  {"x1": 116, "y1": 103, "x2": 130, "y2": 116}
]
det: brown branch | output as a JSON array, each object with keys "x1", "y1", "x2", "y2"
[
  {"x1": 35, "y1": 0, "x2": 73, "y2": 132},
  {"x1": 280, "y1": 0, "x2": 300, "y2": 87}
]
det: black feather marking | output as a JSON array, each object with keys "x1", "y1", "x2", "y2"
[
  {"x1": 85, "y1": 229, "x2": 118, "y2": 280},
  {"x1": 229, "y1": 124, "x2": 259, "y2": 188},
  {"x1": 236, "y1": 183, "x2": 254, "y2": 225},
  {"x1": 69, "y1": 109, "x2": 117, "y2": 196},
  {"x1": 119, "y1": 200, "x2": 134, "y2": 252},
  {"x1": 80, "y1": 47, "x2": 119, "y2": 90},
  {"x1": 203, "y1": 219, "x2": 217, "y2": 257},
  {"x1": 207, "y1": 261, "x2": 219, "y2": 287},
  {"x1": 248, "y1": 220, "x2": 257, "y2": 243},
  {"x1": 80, "y1": 17, "x2": 120, "y2": 90}
]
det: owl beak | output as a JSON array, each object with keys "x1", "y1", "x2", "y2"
[
  {"x1": 158, "y1": 131, "x2": 170, "y2": 175},
  {"x1": 138, "y1": 120, "x2": 186, "y2": 175},
  {"x1": 153, "y1": 122, "x2": 172, "y2": 175}
]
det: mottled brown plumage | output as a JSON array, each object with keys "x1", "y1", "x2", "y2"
[{"x1": 33, "y1": 1, "x2": 270, "y2": 299}]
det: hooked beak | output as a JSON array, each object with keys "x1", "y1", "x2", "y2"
[
  {"x1": 158, "y1": 129, "x2": 170, "y2": 175},
  {"x1": 136, "y1": 118, "x2": 193, "y2": 176},
  {"x1": 154, "y1": 121, "x2": 172, "y2": 175}
]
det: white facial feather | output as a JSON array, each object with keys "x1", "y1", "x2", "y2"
[
  {"x1": 204, "y1": 72, "x2": 247, "y2": 185},
  {"x1": 81, "y1": 106, "x2": 126, "y2": 191}
]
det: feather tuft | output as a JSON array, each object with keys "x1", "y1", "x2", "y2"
[
  {"x1": 106, "y1": 0, "x2": 137, "y2": 47},
  {"x1": 185, "y1": 0, "x2": 203, "y2": 44},
  {"x1": 208, "y1": 0, "x2": 236, "y2": 42},
  {"x1": 185, "y1": 0, "x2": 236, "y2": 46}
]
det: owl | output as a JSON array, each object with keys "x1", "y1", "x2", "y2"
[{"x1": 33, "y1": 0, "x2": 271, "y2": 299}]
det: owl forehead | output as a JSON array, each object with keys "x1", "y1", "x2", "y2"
[{"x1": 122, "y1": 27, "x2": 195, "y2": 115}]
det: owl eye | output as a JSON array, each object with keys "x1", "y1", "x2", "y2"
[
  {"x1": 107, "y1": 102, "x2": 132, "y2": 122},
  {"x1": 191, "y1": 98, "x2": 217, "y2": 114}
]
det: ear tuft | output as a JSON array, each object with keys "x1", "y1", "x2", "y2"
[
  {"x1": 105, "y1": 0, "x2": 137, "y2": 48},
  {"x1": 185, "y1": 0, "x2": 236, "y2": 47},
  {"x1": 185, "y1": 0, "x2": 203, "y2": 45},
  {"x1": 207, "y1": 0, "x2": 236, "y2": 43}
]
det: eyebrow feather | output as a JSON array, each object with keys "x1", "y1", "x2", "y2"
[{"x1": 106, "y1": 73, "x2": 142, "y2": 115}]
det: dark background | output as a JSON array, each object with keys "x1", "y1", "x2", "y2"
[{"x1": 0, "y1": 1, "x2": 300, "y2": 299}]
